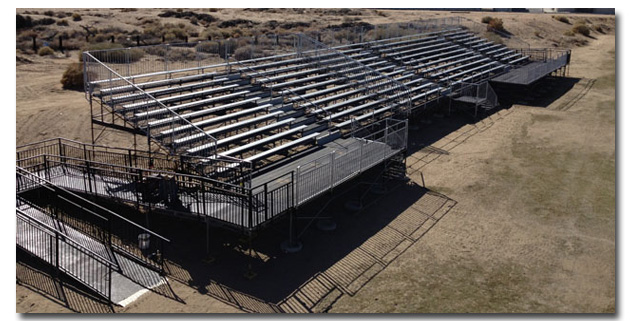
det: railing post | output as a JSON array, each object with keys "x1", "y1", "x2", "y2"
[
  {"x1": 295, "y1": 166, "x2": 301, "y2": 206},
  {"x1": 359, "y1": 142, "x2": 364, "y2": 172},
  {"x1": 264, "y1": 184, "x2": 268, "y2": 221},
  {"x1": 248, "y1": 189, "x2": 253, "y2": 229},
  {"x1": 201, "y1": 181, "x2": 207, "y2": 217},
  {"x1": 329, "y1": 152, "x2": 335, "y2": 191},
  {"x1": 108, "y1": 265, "x2": 112, "y2": 302},
  {"x1": 55, "y1": 231, "x2": 60, "y2": 270}
]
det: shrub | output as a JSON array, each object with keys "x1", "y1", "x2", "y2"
[
  {"x1": 80, "y1": 42, "x2": 144, "y2": 63},
  {"x1": 554, "y1": 15, "x2": 570, "y2": 24},
  {"x1": 72, "y1": 13, "x2": 82, "y2": 21},
  {"x1": 43, "y1": 10, "x2": 55, "y2": 17},
  {"x1": 195, "y1": 41, "x2": 219, "y2": 53},
  {"x1": 485, "y1": 32, "x2": 504, "y2": 45},
  {"x1": 56, "y1": 19, "x2": 69, "y2": 26},
  {"x1": 481, "y1": 16, "x2": 493, "y2": 24},
  {"x1": 487, "y1": 18, "x2": 505, "y2": 32},
  {"x1": 16, "y1": 14, "x2": 33, "y2": 29},
  {"x1": 208, "y1": 8, "x2": 219, "y2": 12},
  {"x1": 375, "y1": 10, "x2": 388, "y2": 17},
  {"x1": 563, "y1": 30, "x2": 575, "y2": 36},
  {"x1": 38, "y1": 46, "x2": 54, "y2": 56},
  {"x1": 218, "y1": 19, "x2": 257, "y2": 29},
  {"x1": 60, "y1": 62, "x2": 84, "y2": 90},
  {"x1": 572, "y1": 24, "x2": 590, "y2": 37},
  {"x1": 34, "y1": 18, "x2": 56, "y2": 26},
  {"x1": 233, "y1": 45, "x2": 263, "y2": 61}
]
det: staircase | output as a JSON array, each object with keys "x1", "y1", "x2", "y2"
[
  {"x1": 449, "y1": 81, "x2": 499, "y2": 116},
  {"x1": 383, "y1": 152, "x2": 407, "y2": 180}
]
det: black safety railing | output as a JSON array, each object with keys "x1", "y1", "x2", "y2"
[
  {"x1": 17, "y1": 166, "x2": 170, "y2": 274},
  {"x1": 16, "y1": 208, "x2": 117, "y2": 302}
]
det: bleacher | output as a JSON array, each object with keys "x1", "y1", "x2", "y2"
[{"x1": 87, "y1": 26, "x2": 532, "y2": 172}]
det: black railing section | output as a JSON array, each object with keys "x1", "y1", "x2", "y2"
[
  {"x1": 16, "y1": 208, "x2": 117, "y2": 302},
  {"x1": 17, "y1": 166, "x2": 169, "y2": 274},
  {"x1": 16, "y1": 137, "x2": 251, "y2": 184}
]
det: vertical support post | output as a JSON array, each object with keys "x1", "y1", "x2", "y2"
[
  {"x1": 288, "y1": 209, "x2": 295, "y2": 246},
  {"x1": 329, "y1": 152, "x2": 335, "y2": 191},
  {"x1": 295, "y1": 166, "x2": 301, "y2": 206},
  {"x1": 247, "y1": 189, "x2": 253, "y2": 229},
  {"x1": 263, "y1": 184, "x2": 268, "y2": 221},
  {"x1": 359, "y1": 142, "x2": 364, "y2": 172},
  {"x1": 205, "y1": 216, "x2": 211, "y2": 256}
]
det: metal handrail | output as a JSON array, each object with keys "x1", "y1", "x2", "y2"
[
  {"x1": 84, "y1": 52, "x2": 220, "y2": 158},
  {"x1": 19, "y1": 154, "x2": 248, "y2": 198},
  {"x1": 16, "y1": 208, "x2": 118, "y2": 267},
  {"x1": 16, "y1": 166, "x2": 171, "y2": 243}
]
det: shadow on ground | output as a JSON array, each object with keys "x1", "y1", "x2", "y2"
[
  {"x1": 493, "y1": 76, "x2": 582, "y2": 108},
  {"x1": 16, "y1": 75, "x2": 579, "y2": 313},
  {"x1": 152, "y1": 171, "x2": 456, "y2": 313},
  {"x1": 17, "y1": 251, "x2": 115, "y2": 313}
]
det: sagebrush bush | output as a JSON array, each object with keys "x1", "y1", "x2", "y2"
[
  {"x1": 37, "y1": 46, "x2": 54, "y2": 56},
  {"x1": 487, "y1": 18, "x2": 505, "y2": 32},
  {"x1": 572, "y1": 24, "x2": 590, "y2": 36},
  {"x1": 72, "y1": 13, "x2": 81, "y2": 21},
  {"x1": 56, "y1": 19, "x2": 69, "y2": 26},
  {"x1": 563, "y1": 30, "x2": 576, "y2": 36},
  {"x1": 554, "y1": 15, "x2": 570, "y2": 24},
  {"x1": 481, "y1": 16, "x2": 493, "y2": 24},
  {"x1": 60, "y1": 62, "x2": 84, "y2": 90},
  {"x1": 80, "y1": 42, "x2": 144, "y2": 63},
  {"x1": 233, "y1": 46, "x2": 263, "y2": 61}
]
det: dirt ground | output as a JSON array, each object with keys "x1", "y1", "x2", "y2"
[{"x1": 16, "y1": 9, "x2": 615, "y2": 313}]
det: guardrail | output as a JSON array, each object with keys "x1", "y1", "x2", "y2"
[
  {"x1": 17, "y1": 208, "x2": 117, "y2": 302},
  {"x1": 84, "y1": 52, "x2": 222, "y2": 159},
  {"x1": 295, "y1": 118, "x2": 407, "y2": 206},
  {"x1": 16, "y1": 137, "x2": 250, "y2": 187},
  {"x1": 17, "y1": 165, "x2": 170, "y2": 273}
]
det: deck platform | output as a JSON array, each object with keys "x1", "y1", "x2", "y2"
[{"x1": 491, "y1": 61, "x2": 549, "y2": 85}]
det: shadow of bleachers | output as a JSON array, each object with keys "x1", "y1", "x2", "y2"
[
  {"x1": 147, "y1": 164, "x2": 456, "y2": 312},
  {"x1": 492, "y1": 76, "x2": 581, "y2": 108}
]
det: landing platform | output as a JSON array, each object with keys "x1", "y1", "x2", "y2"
[
  {"x1": 491, "y1": 61, "x2": 547, "y2": 85},
  {"x1": 252, "y1": 136, "x2": 396, "y2": 206}
]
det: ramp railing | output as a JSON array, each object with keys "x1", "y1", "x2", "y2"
[
  {"x1": 17, "y1": 166, "x2": 170, "y2": 273},
  {"x1": 16, "y1": 137, "x2": 250, "y2": 186},
  {"x1": 17, "y1": 208, "x2": 117, "y2": 302}
]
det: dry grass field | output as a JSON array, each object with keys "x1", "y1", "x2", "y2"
[{"x1": 16, "y1": 8, "x2": 615, "y2": 313}]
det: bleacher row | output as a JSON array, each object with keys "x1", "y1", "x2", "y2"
[{"x1": 91, "y1": 27, "x2": 530, "y2": 170}]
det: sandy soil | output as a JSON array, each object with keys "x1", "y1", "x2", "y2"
[{"x1": 16, "y1": 9, "x2": 615, "y2": 313}]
